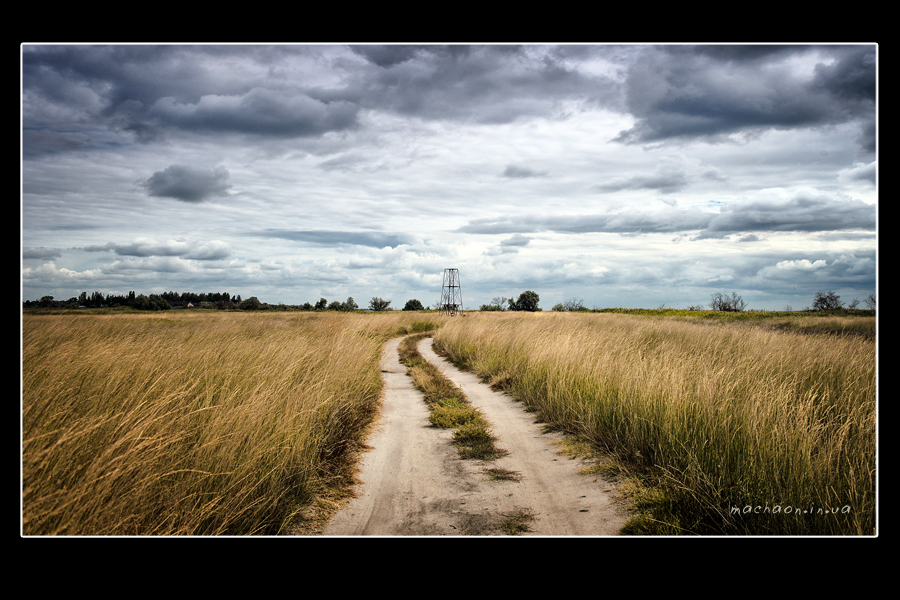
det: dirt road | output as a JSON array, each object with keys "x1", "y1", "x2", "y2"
[{"x1": 322, "y1": 336, "x2": 627, "y2": 536}]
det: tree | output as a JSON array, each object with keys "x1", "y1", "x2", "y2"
[
  {"x1": 510, "y1": 291, "x2": 540, "y2": 312},
  {"x1": 369, "y1": 297, "x2": 392, "y2": 311},
  {"x1": 553, "y1": 297, "x2": 584, "y2": 312},
  {"x1": 709, "y1": 292, "x2": 747, "y2": 312},
  {"x1": 327, "y1": 300, "x2": 344, "y2": 311},
  {"x1": 403, "y1": 299, "x2": 424, "y2": 311},
  {"x1": 865, "y1": 293, "x2": 876, "y2": 310},
  {"x1": 342, "y1": 297, "x2": 358, "y2": 312},
  {"x1": 812, "y1": 291, "x2": 843, "y2": 311},
  {"x1": 132, "y1": 294, "x2": 150, "y2": 310},
  {"x1": 315, "y1": 298, "x2": 328, "y2": 310},
  {"x1": 148, "y1": 294, "x2": 170, "y2": 311},
  {"x1": 239, "y1": 296, "x2": 262, "y2": 310},
  {"x1": 490, "y1": 296, "x2": 509, "y2": 311}
]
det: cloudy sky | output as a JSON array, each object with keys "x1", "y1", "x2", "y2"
[{"x1": 21, "y1": 44, "x2": 877, "y2": 310}]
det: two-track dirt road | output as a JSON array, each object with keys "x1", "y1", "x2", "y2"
[{"x1": 322, "y1": 336, "x2": 627, "y2": 536}]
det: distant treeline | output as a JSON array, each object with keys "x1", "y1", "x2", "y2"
[
  {"x1": 24, "y1": 291, "x2": 243, "y2": 311},
  {"x1": 22, "y1": 291, "x2": 425, "y2": 312}
]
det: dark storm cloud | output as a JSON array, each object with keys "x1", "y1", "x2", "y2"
[
  {"x1": 147, "y1": 89, "x2": 359, "y2": 137},
  {"x1": 22, "y1": 45, "x2": 362, "y2": 150},
  {"x1": 21, "y1": 44, "x2": 617, "y2": 155},
  {"x1": 485, "y1": 233, "x2": 532, "y2": 255},
  {"x1": 349, "y1": 45, "x2": 423, "y2": 67},
  {"x1": 23, "y1": 44, "x2": 876, "y2": 156},
  {"x1": 459, "y1": 192, "x2": 875, "y2": 238},
  {"x1": 350, "y1": 45, "x2": 621, "y2": 124},
  {"x1": 22, "y1": 247, "x2": 62, "y2": 259},
  {"x1": 459, "y1": 207, "x2": 712, "y2": 235},
  {"x1": 670, "y1": 45, "x2": 800, "y2": 62},
  {"x1": 501, "y1": 233, "x2": 531, "y2": 247},
  {"x1": 856, "y1": 120, "x2": 876, "y2": 154},
  {"x1": 810, "y1": 46, "x2": 876, "y2": 103},
  {"x1": 22, "y1": 129, "x2": 91, "y2": 157},
  {"x1": 698, "y1": 192, "x2": 876, "y2": 239},
  {"x1": 595, "y1": 170, "x2": 687, "y2": 194},
  {"x1": 754, "y1": 250, "x2": 876, "y2": 291},
  {"x1": 254, "y1": 229, "x2": 412, "y2": 249},
  {"x1": 139, "y1": 164, "x2": 231, "y2": 202},
  {"x1": 614, "y1": 45, "x2": 876, "y2": 149},
  {"x1": 842, "y1": 161, "x2": 876, "y2": 185},
  {"x1": 82, "y1": 238, "x2": 231, "y2": 260},
  {"x1": 502, "y1": 165, "x2": 547, "y2": 178}
]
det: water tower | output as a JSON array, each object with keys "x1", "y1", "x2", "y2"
[{"x1": 439, "y1": 268, "x2": 462, "y2": 316}]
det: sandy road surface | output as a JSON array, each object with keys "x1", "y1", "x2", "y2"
[{"x1": 322, "y1": 336, "x2": 626, "y2": 536}]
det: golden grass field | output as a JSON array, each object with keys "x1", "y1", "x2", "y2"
[
  {"x1": 22, "y1": 310, "x2": 442, "y2": 535},
  {"x1": 22, "y1": 309, "x2": 875, "y2": 535},
  {"x1": 433, "y1": 311, "x2": 876, "y2": 535}
]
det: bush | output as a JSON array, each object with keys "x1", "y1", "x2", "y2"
[
  {"x1": 552, "y1": 298, "x2": 584, "y2": 312},
  {"x1": 812, "y1": 291, "x2": 843, "y2": 311},
  {"x1": 709, "y1": 292, "x2": 746, "y2": 312}
]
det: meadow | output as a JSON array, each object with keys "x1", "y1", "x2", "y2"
[
  {"x1": 21, "y1": 310, "x2": 442, "y2": 535},
  {"x1": 433, "y1": 311, "x2": 876, "y2": 535},
  {"x1": 22, "y1": 308, "x2": 876, "y2": 535}
]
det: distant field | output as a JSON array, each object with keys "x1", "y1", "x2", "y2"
[
  {"x1": 21, "y1": 311, "x2": 442, "y2": 535},
  {"x1": 433, "y1": 311, "x2": 876, "y2": 535}
]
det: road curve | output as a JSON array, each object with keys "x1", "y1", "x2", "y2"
[{"x1": 323, "y1": 336, "x2": 626, "y2": 536}]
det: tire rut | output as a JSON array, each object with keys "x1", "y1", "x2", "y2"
[{"x1": 322, "y1": 335, "x2": 626, "y2": 536}]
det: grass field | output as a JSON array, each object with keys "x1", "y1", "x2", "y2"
[
  {"x1": 21, "y1": 310, "x2": 443, "y2": 535},
  {"x1": 433, "y1": 311, "x2": 876, "y2": 535},
  {"x1": 22, "y1": 308, "x2": 876, "y2": 535}
]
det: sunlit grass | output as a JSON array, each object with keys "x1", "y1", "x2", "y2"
[{"x1": 434, "y1": 311, "x2": 876, "y2": 535}]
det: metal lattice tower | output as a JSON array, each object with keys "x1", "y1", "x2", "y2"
[{"x1": 439, "y1": 268, "x2": 462, "y2": 316}]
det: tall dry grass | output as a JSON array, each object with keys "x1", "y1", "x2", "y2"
[
  {"x1": 22, "y1": 310, "x2": 443, "y2": 535},
  {"x1": 434, "y1": 312, "x2": 876, "y2": 535}
]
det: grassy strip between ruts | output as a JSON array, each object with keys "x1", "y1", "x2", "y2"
[{"x1": 398, "y1": 333, "x2": 506, "y2": 461}]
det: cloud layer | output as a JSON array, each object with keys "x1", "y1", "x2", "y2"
[
  {"x1": 615, "y1": 46, "x2": 876, "y2": 149},
  {"x1": 22, "y1": 44, "x2": 877, "y2": 310}
]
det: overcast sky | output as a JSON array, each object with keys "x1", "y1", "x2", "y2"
[{"x1": 21, "y1": 44, "x2": 877, "y2": 310}]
